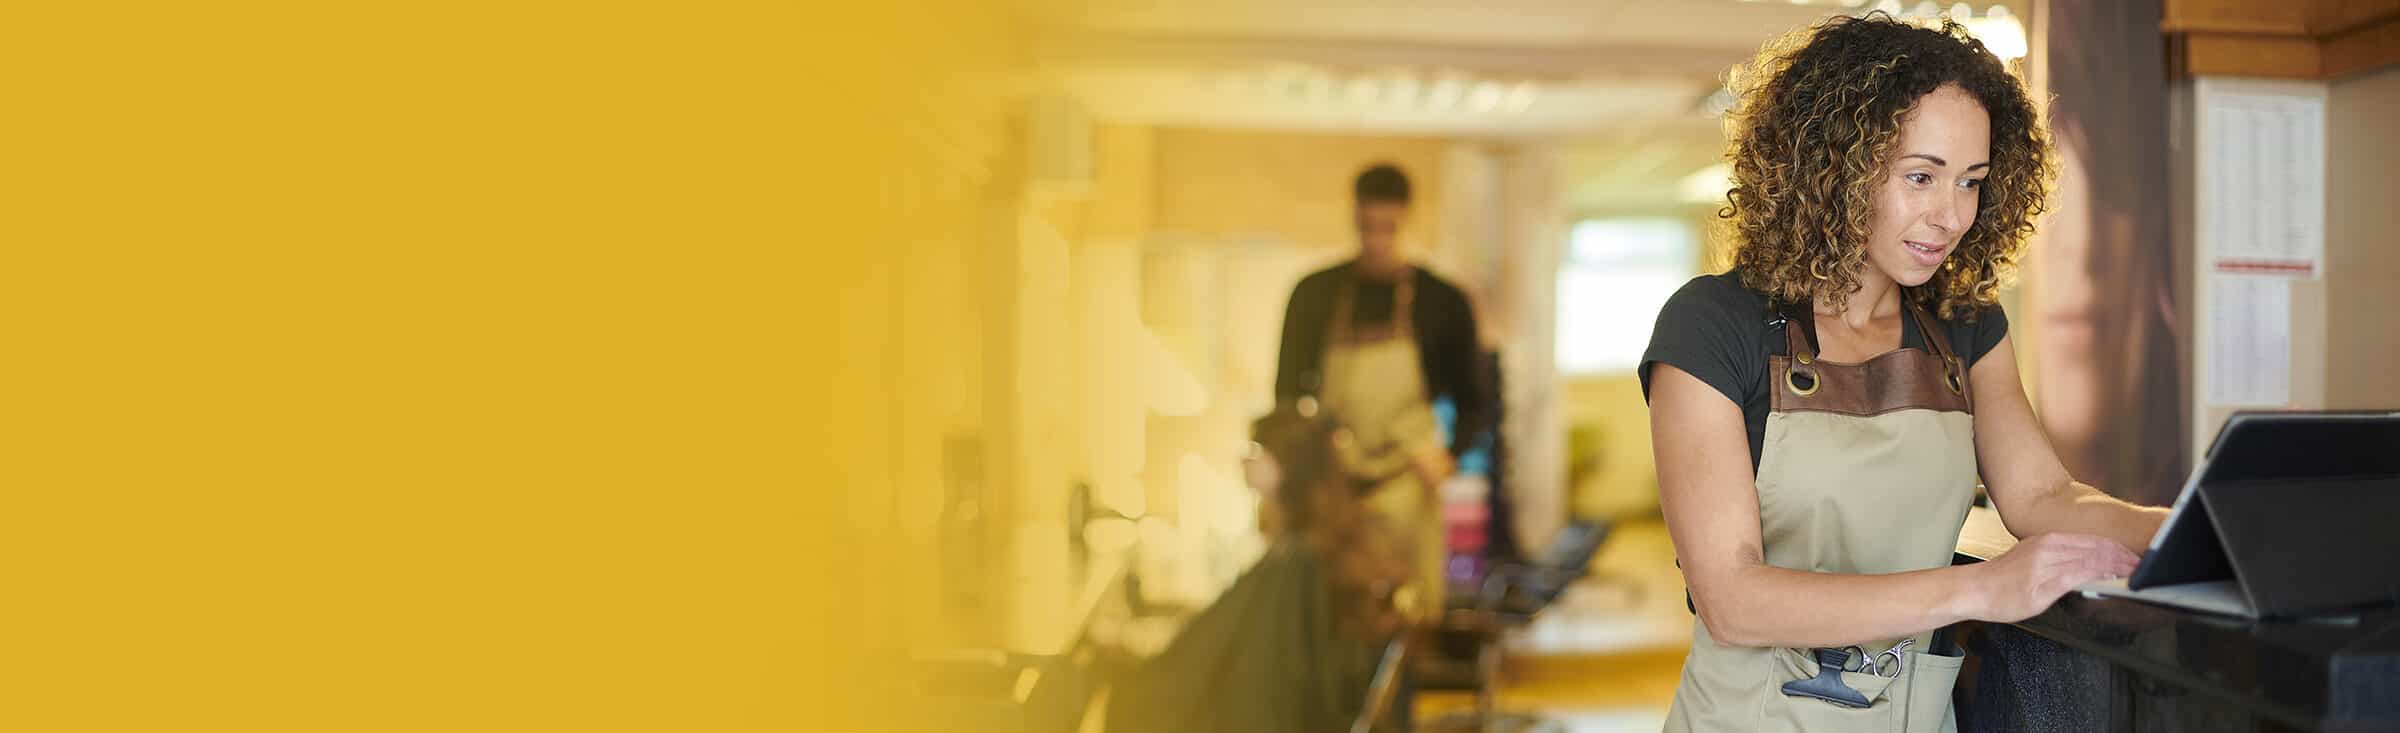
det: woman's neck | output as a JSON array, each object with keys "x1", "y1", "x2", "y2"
[{"x1": 1814, "y1": 272, "x2": 1903, "y2": 330}]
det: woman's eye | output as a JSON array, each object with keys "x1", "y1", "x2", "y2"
[
  {"x1": 1906, "y1": 173, "x2": 1933, "y2": 185},
  {"x1": 1960, "y1": 178, "x2": 1985, "y2": 190}
]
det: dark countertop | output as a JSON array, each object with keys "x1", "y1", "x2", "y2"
[{"x1": 1954, "y1": 507, "x2": 2400, "y2": 730}]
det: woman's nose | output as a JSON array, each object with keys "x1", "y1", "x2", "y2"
[{"x1": 1929, "y1": 191, "x2": 1967, "y2": 233}]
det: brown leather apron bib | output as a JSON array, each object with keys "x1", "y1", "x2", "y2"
[{"x1": 1665, "y1": 296, "x2": 1979, "y2": 733}]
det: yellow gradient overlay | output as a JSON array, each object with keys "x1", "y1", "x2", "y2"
[{"x1": 4, "y1": 2, "x2": 1014, "y2": 730}]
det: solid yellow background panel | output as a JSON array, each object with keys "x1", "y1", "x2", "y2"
[{"x1": 1, "y1": 2, "x2": 1010, "y2": 730}]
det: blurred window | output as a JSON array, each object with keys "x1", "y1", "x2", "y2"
[{"x1": 1556, "y1": 217, "x2": 1698, "y2": 375}]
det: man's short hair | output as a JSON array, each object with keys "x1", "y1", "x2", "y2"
[{"x1": 1353, "y1": 163, "x2": 1411, "y2": 205}]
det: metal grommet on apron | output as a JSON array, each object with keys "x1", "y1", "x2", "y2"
[
  {"x1": 1319, "y1": 273, "x2": 1448, "y2": 622},
  {"x1": 1664, "y1": 292, "x2": 1979, "y2": 733}
]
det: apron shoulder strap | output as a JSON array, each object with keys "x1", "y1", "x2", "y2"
[
  {"x1": 1328, "y1": 277, "x2": 1355, "y2": 346},
  {"x1": 1905, "y1": 292, "x2": 1972, "y2": 403},
  {"x1": 1777, "y1": 299, "x2": 1818, "y2": 364},
  {"x1": 1904, "y1": 293, "x2": 1959, "y2": 361}
]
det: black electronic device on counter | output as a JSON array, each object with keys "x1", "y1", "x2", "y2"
[{"x1": 2079, "y1": 410, "x2": 2400, "y2": 618}]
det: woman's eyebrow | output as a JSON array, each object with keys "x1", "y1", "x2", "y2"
[{"x1": 1901, "y1": 153, "x2": 1993, "y2": 171}]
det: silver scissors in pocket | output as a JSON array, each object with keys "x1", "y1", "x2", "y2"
[{"x1": 1839, "y1": 638, "x2": 1914, "y2": 678}]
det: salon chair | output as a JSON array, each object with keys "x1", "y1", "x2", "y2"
[{"x1": 1418, "y1": 519, "x2": 1613, "y2": 733}]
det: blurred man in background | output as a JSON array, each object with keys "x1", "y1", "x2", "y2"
[
  {"x1": 1276, "y1": 162, "x2": 1491, "y2": 619},
  {"x1": 1274, "y1": 165, "x2": 1493, "y2": 730}
]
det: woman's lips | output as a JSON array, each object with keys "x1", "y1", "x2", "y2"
[{"x1": 1904, "y1": 240, "x2": 1948, "y2": 267}]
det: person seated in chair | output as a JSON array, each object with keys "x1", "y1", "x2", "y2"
[{"x1": 1104, "y1": 404, "x2": 1416, "y2": 733}]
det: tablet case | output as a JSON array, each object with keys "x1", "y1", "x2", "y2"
[{"x1": 2123, "y1": 412, "x2": 2400, "y2": 618}]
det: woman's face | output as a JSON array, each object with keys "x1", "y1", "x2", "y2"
[{"x1": 1864, "y1": 82, "x2": 1991, "y2": 288}]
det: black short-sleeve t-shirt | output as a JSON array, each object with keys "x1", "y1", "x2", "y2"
[{"x1": 1637, "y1": 272, "x2": 2009, "y2": 473}]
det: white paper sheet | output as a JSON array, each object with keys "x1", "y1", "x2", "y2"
[
  {"x1": 2202, "y1": 92, "x2": 2324, "y2": 277},
  {"x1": 2206, "y1": 275, "x2": 2291, "y2": 406}
]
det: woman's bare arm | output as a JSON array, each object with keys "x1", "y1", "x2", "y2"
[{"x1": 1967, "y1": 336, "x2": 2169, "y2": 553}]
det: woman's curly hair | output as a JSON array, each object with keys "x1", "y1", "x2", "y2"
[{"x1": 1719, "y1": 12, "x2": 2054, "y2": 320}]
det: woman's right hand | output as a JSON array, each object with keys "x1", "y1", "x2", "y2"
[{"x1": 1971, "y1": 532, "x2": 2140, "y2": 623}]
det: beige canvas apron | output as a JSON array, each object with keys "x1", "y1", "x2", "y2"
[
  {"x1": 1664, "y1": 296, "x2": 1979, "y2": 733},
  {"x1": 1320, "y1": 274, "x2": 1448, "y2": 621}
]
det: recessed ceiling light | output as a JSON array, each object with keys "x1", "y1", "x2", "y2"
[
  {"x1": 1345, "y1": 76, "x2": 1382, "y2": 105},
  {"x1": 1426, "y1": 74, "x2": 1468, "y2": 111},
  {"x1": 1467, "y1": 81, "x2": 1505, "y2": 114},
  {"x1": 1383, "y1": 71, "x2": 1421, "y2": 108},
  {"x1": 1501, "y1": 82, "x2": 1539, "y2": 115}
]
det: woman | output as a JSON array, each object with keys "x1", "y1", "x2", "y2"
[{"x1": 1641, "y1": 14, "x2": 2170, "y2": 732}]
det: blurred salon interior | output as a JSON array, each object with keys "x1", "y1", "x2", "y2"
[{"x1": 887, "y1": 1, "x2": 2400, "y2": 731}]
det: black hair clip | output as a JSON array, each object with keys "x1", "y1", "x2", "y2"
[{"x1": 1779, "y1": 648, "x2": 1873, "y2": 708}]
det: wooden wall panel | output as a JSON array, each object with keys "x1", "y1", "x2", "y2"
[{"x1": 2165, "y1": 0, "x2": 2399, "y2": 79}]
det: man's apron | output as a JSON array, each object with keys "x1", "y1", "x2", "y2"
[
  {"x1": 1664, "y1": 296, "x2": 1979, "y2": 733},
  {"x1": 1321, "y1": 275, "x2": 1448, "y2": 621}
]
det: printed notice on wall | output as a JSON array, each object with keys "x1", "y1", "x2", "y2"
[
  {"x1": 2203, "y1": 91, "x2": 2324, "y2": 277},
  {"x1": 2206, "y1": 275, "x2": 2290, "y2": 406}
]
